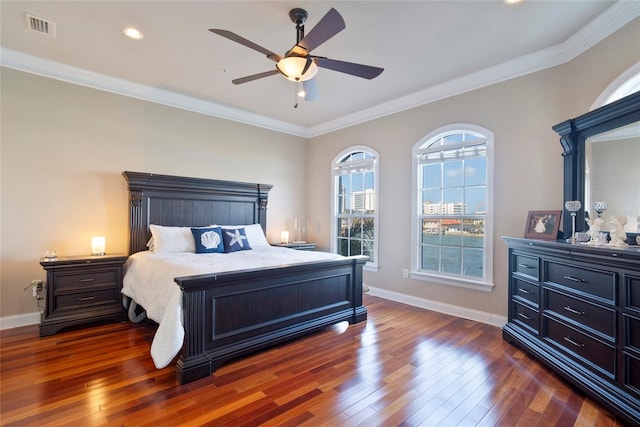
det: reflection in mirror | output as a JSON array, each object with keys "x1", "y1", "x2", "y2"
[{"x1": 585, "y1": 121, "x2": 640, "y2": 232}]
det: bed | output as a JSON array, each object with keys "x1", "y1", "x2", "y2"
[{"x1": 122, "y1": 171, "x2": 367, "y2": 384}]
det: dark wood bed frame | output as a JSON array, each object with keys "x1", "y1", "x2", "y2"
[{"x1": 123, "y1": 171, "x2": 367, "y2": 384}]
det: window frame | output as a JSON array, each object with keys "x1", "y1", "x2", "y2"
[
  {"x1": 411, "y1": 124, "x2": 494, "y2": 291},
  {"x1": 331, "y1": 146, "x2": 379, "y2": 271}
]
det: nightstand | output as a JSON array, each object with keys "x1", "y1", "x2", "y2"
[
  {"x1": 39, "y1": 254, "x2": 128, "y2": 337},
  {"x1": 272, "y1": 242, "x2": 317, "y2": 251}
]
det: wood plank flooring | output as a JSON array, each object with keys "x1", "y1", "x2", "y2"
[{"x1": 0, "y1": 295, "x2": 628, "y2": 426}]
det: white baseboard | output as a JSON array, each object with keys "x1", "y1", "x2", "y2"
[
  {"x1": 366, "y1": 286, "x2": 507, "y2": 328},
  {"x1": 0, "y1": 311, "x2": 40, "y2": 330}
]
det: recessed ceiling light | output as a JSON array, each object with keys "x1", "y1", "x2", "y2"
[{"x1": 123, "y1": 27, "x2": 143, "y2": 39}]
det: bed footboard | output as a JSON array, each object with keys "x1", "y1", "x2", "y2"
[{"x1": 174, "y1": 255, "x2": 368, "y2": 384}]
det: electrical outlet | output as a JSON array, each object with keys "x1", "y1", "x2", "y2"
[
  {"x1": 30, "y1": 280, "x2": 43, "y2": 298},
  {"x1": 402, "y1": 269, "x2": 409, "y2": 278}
]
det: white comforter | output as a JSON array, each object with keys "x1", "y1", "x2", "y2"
[{"x1": 122, "y1": 247, "x2": 343, "y2": 368}]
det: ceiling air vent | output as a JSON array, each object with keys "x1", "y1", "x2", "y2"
[{"x1": 25, "y1": 13, "x2": 56, "y2": 37}]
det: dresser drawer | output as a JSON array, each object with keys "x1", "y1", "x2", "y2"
[
  {"x1": 513, "y1": 301, "x2": 539, "y2": 334},
  {"x1": 544, "y1": 317, "x2": 616, "y2": 378},
  {"x1": 624, "y1": 352, "x2": 640, "y2": 398},
  {"x1": 625, "y1": 314, "x2": 640, "y2": 352},
  {"x1": 545, "y1": 261, "x2": 616, "y2": 303},
  {"x1": 53, "y1": 269, "x2": 118, "y2": 291},
  {"x1": 54, "y1": 288, "x2": 119, "y2": 311},
  {"x1": 513, "y1": 277, "x2": 539, "y2": 306},
  {"x1": 513, "y1": 253, "x2": 539, "y2": 280},
  {"x1": 544, "y1": 288, "x2": 616, "y2": 341},
  {"x1": 625, "y1": 274, "x2": 640, "y2": 313}
]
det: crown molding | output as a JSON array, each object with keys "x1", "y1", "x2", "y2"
[
  {"x1": 308, "y1": 1, "x2": 640, "y2": 137},
  {"x1": 0, "y1": 48, "x2": 311, "y2": 138},
  {"x1": 1, "y1": 1, "x2": 637, "y2": 139}
]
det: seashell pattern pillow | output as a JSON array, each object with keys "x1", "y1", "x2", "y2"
[{"x1": 191, "y1": 227, "x2": 225, "y2": 253}]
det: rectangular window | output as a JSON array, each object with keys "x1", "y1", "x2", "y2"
[{"x1": 417, "y1": 136, "x2": 488, "y2": 282}]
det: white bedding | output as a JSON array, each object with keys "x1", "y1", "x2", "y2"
[{"x1": 122, "y1": 246, "x2": 343, "y2": 368}]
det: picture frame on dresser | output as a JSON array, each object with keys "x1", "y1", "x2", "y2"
[{"x1": 523, "y1": 210, "x2": 561, "y2": 240}]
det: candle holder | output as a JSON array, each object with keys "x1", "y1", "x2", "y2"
[
  {"x1": 564, "y1": 200, "x2": 582, "y2": 244},
  {"x1": 593, "y1": 201, "x2": 608, "y2": 218}
]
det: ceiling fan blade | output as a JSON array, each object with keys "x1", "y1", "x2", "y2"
[
  {"x1": 209, "y1": 29, "x2": 282, "y2": 62},
  {"x1": 232, "y1": 69, "x2": 279, "y2": 85},
  {"x1": 298, "y1": 8, "x2": 345, "y2": 52},
  {"x1": 316, "y1": 58, "x2": 384, "y2": 79},
  {"x1": 303, "y1": 78, "x2": 318, "y2": 101}
]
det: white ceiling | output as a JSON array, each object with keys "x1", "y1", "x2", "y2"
[{"x1": 1, "y1": 1, "x2": 639, "y2": 137}]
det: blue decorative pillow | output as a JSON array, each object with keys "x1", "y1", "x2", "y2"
[
  {"x1": 191, "y1": 227, "x2": 224, "y2": 253},
  {"x1": 222, "y1": 227, "x2": 252, "y2": 252}
]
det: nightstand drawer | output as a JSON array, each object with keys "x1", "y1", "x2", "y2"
[
  {"x1": 54, "y1": 270, "x2": 118, "y2": 291},
  {"x1": 544, "y1": 317, "x2": 616, "y2": 378},
  {"x1": 545, "y1": 288, "x2": 616, "y2": 341},
  {"x1": 545, "y1": 261, "x2": 616, "y2": 303},
  {"x1": 54, "y1": 288, "x2": 119, "y2": 311}
]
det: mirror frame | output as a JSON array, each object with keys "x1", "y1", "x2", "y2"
[{"x1": 553, "y1": 91, "x2": 640, "y2": 235}]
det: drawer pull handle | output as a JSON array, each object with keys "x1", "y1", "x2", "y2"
[
  {"x1": 77, "y1": 296, "x2": 96, "y2": 301},
  {"x1": 518, "y1": 288, "x2": 533, "y2": 295},
  {"x1": 518, "y1": 312, "x2": 532, "y2": 321},
  {"x1": 563, "y1": 275, "x2": 586, "y2": 283},
  {"x1": 78, "y1": 278, "x2": 96, "y2": 283},
  {"x1": 563, "y1": 336, "x2": 585, "y2": 348},
  {"x1": 518, "y1": 264, "x2": 535, "y2": 269},
  {"x1": 563, "y1": 306, "x2": 586, "y2": 316}
]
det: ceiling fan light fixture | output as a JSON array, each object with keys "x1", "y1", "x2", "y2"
[{"x1": 276, "y1": 56, "x2": 318, "y2": 82}]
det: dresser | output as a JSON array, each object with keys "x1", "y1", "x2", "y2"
[
  {"x1": 502, "y1": 237, "x2": 640, "y2": 425},
  {"x1": 39, "y1": 255, "x2": 128, "y2": 337}
]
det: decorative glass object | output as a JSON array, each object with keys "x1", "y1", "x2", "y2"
[
  {"x1": 565, "y1": 200, "x2": 582, "y2": 243},
  {"x1": 293, "y1": 216, "x2": 306, "y2": 243},
  {"x1": 593, "y1": 201, "x2": 608, "y2": 218}
]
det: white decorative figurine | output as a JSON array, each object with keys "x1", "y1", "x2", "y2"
[
  {"x1": 608, "y1": 216, "x2": 628, "y2": 247},
  {"x1": 586, "y1": 217, "x2": 604, "y2": 244}
]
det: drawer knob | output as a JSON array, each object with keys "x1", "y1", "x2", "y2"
[
  {"x1": 78, "y1": 278, "x2": 97, "y2": 283},
  {"x1": 518, "y1": 312, "x2": 532, "y2": 321},
  {"x1": 563, "y1": 336, "x2": 586, "y2": 348},
  {"x1": 563, "y1": 305, "x2": 586, "y2": 316},
  {"x1": 77, "y1": 296, "x2": 96, "y2": 301},
  {"x1": 563, "y1": 275, "x2": 586, "y2": 283},
  {"x1": 518, "y1": 288, "x2": 533, "y2": 295}
]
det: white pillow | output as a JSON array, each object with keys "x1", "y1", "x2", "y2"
[
  {"x1": 214, "y1": 223, "x2": 269, "y2": 247},
  {"x1": 149, "y1": 224, "x2": 196, "y2": 253}
]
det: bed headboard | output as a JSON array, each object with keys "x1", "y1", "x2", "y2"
[{"x1": 123, "y1": 171, "x2": 272, "y2": 255}]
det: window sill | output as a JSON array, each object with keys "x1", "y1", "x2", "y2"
[
  {"x1": 364, "y1": 263, "x2": 379, "y2": 272},
  {"x1": 409, "y1": 271, "x2": 494, "y2": 292}
]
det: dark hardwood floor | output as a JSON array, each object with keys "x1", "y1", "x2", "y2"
[{"x1": 0, "y1": 295, "x2": 628, "y2": 426}]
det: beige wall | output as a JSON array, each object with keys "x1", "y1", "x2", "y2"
[
  {"x1": 1, "y1": 69, "x2": 307, "y2": 318},
  {"x1": 1, "y1": 17, "x2": 638, "y2": 321},
  {"x1": 305, "y1": 17, "x2": 640, "y2": 318}
]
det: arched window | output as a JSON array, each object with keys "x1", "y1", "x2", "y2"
[
  {"x1": 332, "y1": 147, "x2": 378, "y2": 268},
  {"x1": 411, "y1": 124, "x2": 494, "y2": 291}
]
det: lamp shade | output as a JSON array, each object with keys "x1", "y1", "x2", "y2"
[
  {"x1": 276, "y1": 56, "x2": 318, "y2": 82},
  {"x1": 280, "y1": 231, "x2": 289, "y2": 244},
  {"x1": 91, "y1": 236, "x2": 106, "y2": 256}
]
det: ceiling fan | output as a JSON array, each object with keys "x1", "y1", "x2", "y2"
[{"x1": 209, "y1": 7, "x2": 384, "y2": 101}]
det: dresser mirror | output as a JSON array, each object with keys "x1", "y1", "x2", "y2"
[
  {"x1": 553, "y1": 91, "x2": 640, "y2": 239},
  {"x1": 585, "y1": 121, "x2": 640, "y2": 230}
]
